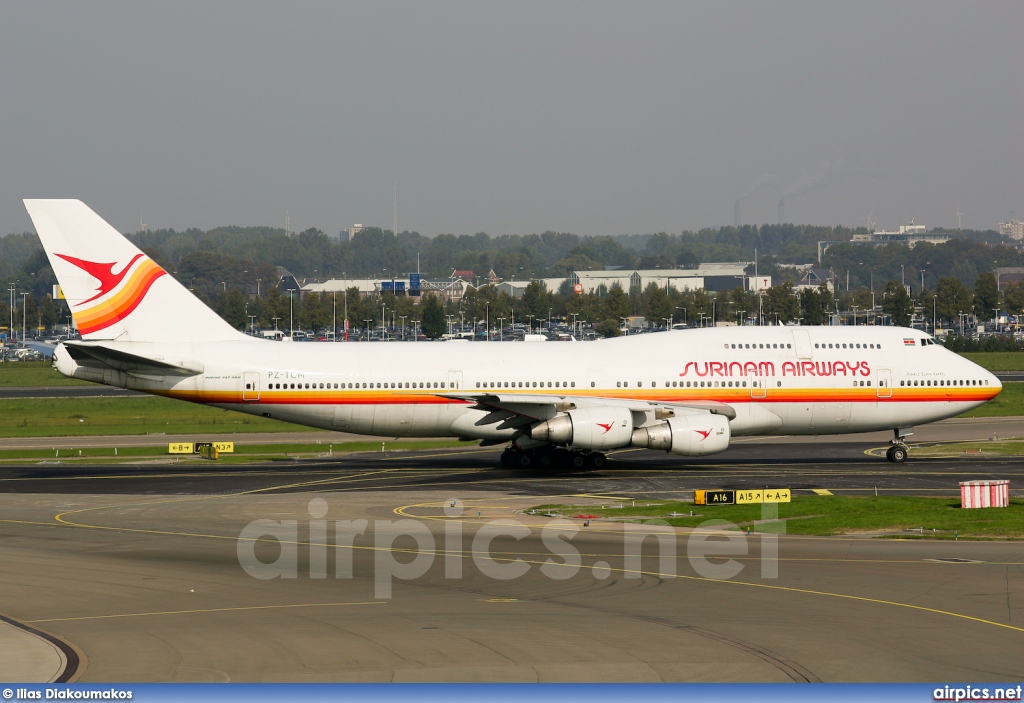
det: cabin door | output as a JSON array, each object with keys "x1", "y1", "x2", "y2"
[
  {"x1": 876, "y1": 368, "x2": 893, "y2": 398},
  {"x1": 242, "y1": 372, "x2": 260, "y2": 401}
]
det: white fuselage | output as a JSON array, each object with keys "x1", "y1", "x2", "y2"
[{"x1": 54, "y1": 326, "x2": 1001, "y2": 443}]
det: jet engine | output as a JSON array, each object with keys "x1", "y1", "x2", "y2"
[
  {"x1": 630, "y1": 413, "x2": 730, "y2": 456},
  {"x1": 529, "y1": 407, "x2": 634, "y2": 450}
]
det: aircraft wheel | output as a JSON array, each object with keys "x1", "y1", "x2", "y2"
[
  {"x1": 888, "y1": 445, "x2": 908, "y2": 463},
  {"x1": 569, "y1": 452, "x2": 587, "y2": 469},
  {"x1": 585, "y1": 452, "x2": 607, "y2": 469},
  {"x1": 517, "y1": 453, "x2": 534, "y2": 468},
  {"x1": 537, "y1": 451, "x2": 554, "y2": 469}
]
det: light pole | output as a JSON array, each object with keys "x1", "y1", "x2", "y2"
[
  {"x1": 497, "y1": 317, "x2": 505, "y2": 341},
  {"x1": 412, "y1": 319, "x2": 419, "y2": 342},
  {"x1": 676, "y1": 306, "x2": 687, "y2": 326},
  {"x1": 20, "y1": 292, "x2": 28, "y2": 341},
  {"x1": 248, "y1": 315, "x2": 256, "y2": 335},
  {"x1": 8, "y1": 283, "x2": 15, "y2": 340},
  {"x1": 485, "y1": 302, "x2": 490, "y2": 341},
  {"x1": 400, "y1": 316, "x2": 407, "y2": 340},
  {"x1": 364, "y1": 320, "x2": 373, "y2": 341},
  {"x1": 920, "y1": 269, "x2": 925, "y2": 294},
  {"x1": 332, "y1": 290, "x2": 337, "y2": 342},
  {"x1": 738, "y1": 309, "x2": 745, "y2": 325},
  {"x1": 933, "y1": 295, "x2": 937, "y2": 333},
  {"x1": 287, "y1": 289, "x2": 296, "y2": 337},
  {"x1": 272, "y1": 316, "x2": 281, "y2": 331},
  {"x1": 548, "y1": 307, "x2": 553, "y2": 331}
]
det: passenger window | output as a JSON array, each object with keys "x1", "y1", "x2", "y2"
[
  {"x1": 591, "y1": 382, "x2": 595, "y2": 387},
  {"x1": 616, "y1": 381, "x2": 621, "y2": 388},
  {"x1": 571, "y1": 382, "x2": 576, "y2": 388},
  {"x1": 867, "y1": 381, "x2": 872, "y2": 386}
]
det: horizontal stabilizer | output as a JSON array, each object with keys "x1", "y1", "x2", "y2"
[{"x1": 63, "y1": 342, "x2": 203, "y2": 377}]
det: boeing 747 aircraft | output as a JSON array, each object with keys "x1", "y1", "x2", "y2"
[{"x1": 25, "y1": 200, "x2": 1002, "y2": 468}]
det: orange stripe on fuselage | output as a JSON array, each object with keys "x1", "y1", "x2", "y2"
[{"x1": 158, "y1": 387, "x2": 999, "y2": 406}]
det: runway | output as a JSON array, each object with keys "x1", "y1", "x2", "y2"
[{"x1": 0, "y1": 427, "x2": 1022, "y2": 683}]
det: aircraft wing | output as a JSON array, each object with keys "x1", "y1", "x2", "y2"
[
  {"x1": 439, "y1": 392, "x2": 736, "y2": 434},
  {"x1": 61, "y1": 341, "x2": 203, "y2": 378}
]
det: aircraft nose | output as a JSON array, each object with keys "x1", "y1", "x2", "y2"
[{"x1": 989, "y1": 370, "x2": 1003, "y2": 392}]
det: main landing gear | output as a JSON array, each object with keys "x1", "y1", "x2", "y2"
[
  {"x1": 500, "y1": 446, "x2": 607, "y2": 470},
  {"x1": 886, "y1": 429, "x2": 910, "y2": 463}
]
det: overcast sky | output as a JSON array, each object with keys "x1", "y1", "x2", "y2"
[{"x1": 1, "y1": 1, "x2": 1021, "y2": 238}]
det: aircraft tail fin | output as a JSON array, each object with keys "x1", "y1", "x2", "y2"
[{"x1": 24, "y1": 199, "x2": 244, "y2": 343}]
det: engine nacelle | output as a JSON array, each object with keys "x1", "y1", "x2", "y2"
[
  {"x1": 529, "y1": 407, "x2": 634, "y2": 450},
  {"x1": 631, "y1": 413, "x2": 731, "y2": 456}
]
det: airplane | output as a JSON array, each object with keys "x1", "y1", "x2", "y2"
[{"x1": 25, "y1": 199, "x2": 1002, "y2": 468}]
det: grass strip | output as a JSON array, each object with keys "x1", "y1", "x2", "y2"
[
  {"x1": 959, "y1": 352, "x2": 1024, "y2": 372},
  {"x1": 0, "y1": 361, "x2": 90, "y2": 387},
  {"x1": 530, "y1": 495, "x2": 1024, "y2": 539},
  {"x1": 0, "y1": 396, "x2": 305, "y2": 437},
  {"x1": 0, "y1": 439, "x2": 468, "y2": 464}
]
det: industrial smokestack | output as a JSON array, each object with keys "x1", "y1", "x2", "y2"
[
  {"x1": 778, "y1": 198, "x2": 785, "y2": 225},
  {"x1": 734, "y1": 200, "x2": 741, "y2": 228}
]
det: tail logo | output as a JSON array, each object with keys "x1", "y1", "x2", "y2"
[
  {"x1": 596, "y1": 422, "x2": 614, "y2": 434},
  {"x1": 695, "y1": 429, "x2": 712, "y2": 440},
  {"x1": 55, "y1": 253, "x2": 166, "y2": 335}
]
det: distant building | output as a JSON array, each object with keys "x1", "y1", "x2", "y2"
[
  {"x1": 336, "y1": 224, "x2": 364, "y2": 243},
  {"x1": 998, "y1": 219, "x2": 1024, "y2": 240},
  {"x1": 995, "y1": 267, "x2": 1024, "y2": 290},
  {"x1": 303, "y1": 276, "x2": 469, "y2": 303},
  {"x1": 849, "y1": 222, "x2": 951, "y2": 247},
  {"x1": 796, "y1": 267, "x2": 835, "y2": 292},
  {"x1": 565, "y1": 263, "x2": 758, "y2": 295}
]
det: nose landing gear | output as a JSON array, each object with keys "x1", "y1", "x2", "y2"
[{"x1": 886, "y1": 428, "x2": 912, "y2": 462}]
